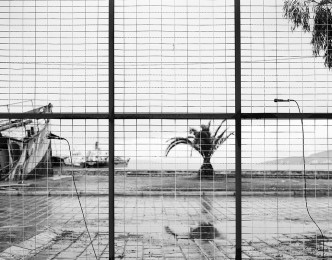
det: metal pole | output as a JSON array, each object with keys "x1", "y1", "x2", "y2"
[
  {"x1": 109, "y1": 0, "x2": 115, "y2": 259},
  {"x1": 234, "y1": 0, "x2": 242, "y2": 259},
  {"x1": 3, "y1": 112, "x2": 332, "y2": 120}
]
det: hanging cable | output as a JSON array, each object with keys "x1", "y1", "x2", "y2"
[
  {"x1": 47, "y1": 132, "x2": 98, "y2": 260},
  {"x1": 274, "y1": 98, "x2": 325, "y2": 258}
]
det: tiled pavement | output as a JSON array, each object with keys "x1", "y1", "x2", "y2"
[
  {"x1": 114, "y1": 196, "x2": 332, "y2": 259},
  {"x1": 1, "y1": 194, "x2": 332, "y2": 259},
  {"x1": 0, "y1": 195, "x2": 109, "y2": 259}
]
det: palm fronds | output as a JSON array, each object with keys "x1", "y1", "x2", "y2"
[
  {"x1": 165, "y1": 120, "x2": 233, "y2": 158},
  {"x1": 189, "y1": 127, "x2": 199, "y2": 135},
  {"x1": 212, "y1": 119, "x2": 226, "y2": 138},
  {"x1": 165, "y1": 137, "x2": 202, "y2": 157},
  {"x1": 212, "y1": 128, "x2": 234, "y2": 151}
]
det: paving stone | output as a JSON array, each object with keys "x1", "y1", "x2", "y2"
[
  {"x1": 0, "y1": 252, "x2": 15, "y2": 260},
  {"x1": 20, "y1": 231, "x2": 57, "y2": 251},
  {"x1": 1, "y1": 195, "x2": 332, "y2": 259},
  {"x1": 242, "y1": 245, "x2": 274, "y2": 259},
  {"x1": 1, "y1": 246, "x2": 31, "y2": 258}
]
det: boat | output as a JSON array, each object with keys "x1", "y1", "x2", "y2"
[
  {"x1": 0, "y1": 104, "x2": 53, "y2": 181},
  {"x1": 81, "y1": 156, "x2": 130, "y2": 168},
  {"x1": 52, "y1": 141, "x2": 130, "y2": 168},
  {"x1": 114, "y1": 156, "x2": 131, "y2": 167},
  {"x1": 79, "y1": 142, "x2": 130, "y2": 168}
]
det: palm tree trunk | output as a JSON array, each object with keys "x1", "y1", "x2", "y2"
[{"x1": 198, "y1": 156, "x2": 214, "y2": 178}]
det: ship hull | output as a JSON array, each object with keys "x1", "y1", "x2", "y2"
[
  {"x1": 25, "y1": 142, "x2": 53, "y2": 179},
  {"x1": 7, "y1": 123, "x2": 53, "y2": 180},
  {"x1": 80, "y1": 159, "x2": 130, "y2": 168}
]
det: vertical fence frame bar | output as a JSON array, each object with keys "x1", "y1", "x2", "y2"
[
  {"x1": 109, "y1": 0, "x2": 115, "y2": 259},
  {"x1": 234, "y1": 0, "x2": 242, "y2": 259},
  {"x1": 2, "y1": 0, "x2": 332, "y2": 258}
]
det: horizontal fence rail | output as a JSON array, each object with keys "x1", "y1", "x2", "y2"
[
  {"x1": 2, "y1": 112, "x2": 332, "y2": 120},
  {"x1": 3, "y1": 0, "x2": 332, "y2": 259}
]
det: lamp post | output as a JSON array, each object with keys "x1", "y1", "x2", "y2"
[
  {"x1": 47, "y1": 133, "x2": 98, "y2": 260},
  {"x1": 274, "y1": 98, "x2": 325, "y2": 257}
]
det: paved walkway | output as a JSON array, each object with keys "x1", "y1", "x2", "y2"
[
  {"x1": 114, "y1": 196, "x2": 332, "y2": 259},
  {"x1": 0, "y1": 195, "x2": 109, "y2": 259},
  {"x1": 0, "y1": 194, "x2": 332, "y2": 259}
]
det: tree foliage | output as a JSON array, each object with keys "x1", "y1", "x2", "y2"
[
  {"x1": 165, "y1": 120, "x2": 233, "y2": 160},
  {"x1": 165, "y1": 120, "x2": 233, "y2": 177},
  {"x1": 283, "y1": 0, "x2": 332, "y2": 68}
]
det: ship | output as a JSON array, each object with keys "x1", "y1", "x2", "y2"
[
  {"x1": 80, "y1": 142, "x2": 130, "y2": 168},
  {"x1": 81, "y1": 156, "x2": 130, "y2": 168},
  {"x1": 0, "y1": 104, "x2": 53, "y2": 181},
  {"x1": 52, "y1": 141, "x2": 130, "y2": 168},
  {"x1": 114, "y1": 156, "x2": 131, "y2": 167}
]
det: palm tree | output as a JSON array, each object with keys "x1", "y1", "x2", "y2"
[{"x1": 165, "y1": 120, "x2": 234, "y2": 178}]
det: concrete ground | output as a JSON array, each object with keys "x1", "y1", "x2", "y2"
[
  {"x1": 0, "y1": 192, "x2": 332, "y2": 259},
  {"x1": 1, "y1": 172, "x2": 332, "y2": 259},
  {"x1": 0, "y1": 195, "x2": 109, "y2": 259},
  {"x1": 1, "y1": 171, "x2": 332, "y2": 196}
]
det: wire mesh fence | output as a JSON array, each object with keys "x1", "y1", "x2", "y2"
[
  {"x1": 0, "y1": 119, "x2": 109, "y2": 259},
  {"x1": 0, "y1": 0, "x2": 109, "y2": 113},
  {"x1": 1, "y1": 0, "x2": 332, "y2": 259},
  {"x1": 241, "y1": 119, "x2": 332, "y2": 259},
  {"x1": 114, "y1": 0, "x2": 235, "y2": 114}
]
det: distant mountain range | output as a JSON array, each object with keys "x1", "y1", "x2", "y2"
[{"x1": 264, "y1": 150, "x2": 332, "y2": 165}]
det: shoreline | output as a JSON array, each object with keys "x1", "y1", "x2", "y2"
[
  {"x1": 0, "y1": 190, "x2": 328, "y2": 197},
  {"x1": 54, "y1": 167, "x2": 332, "y2": 179},
  {"x1": 0, "y1": 168, "x2": 331, "y2": 196}
]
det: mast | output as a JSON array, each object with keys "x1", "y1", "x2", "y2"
[{"x1": 0, "y1": 104, "x2": 52, "y2": 132}]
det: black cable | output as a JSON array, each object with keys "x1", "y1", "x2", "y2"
[
  {"x1": 48, "y1": 133, "x2": 98, "y2": 260},
  {"x1": 290, "y1": 99, "x2": 325, "y2": 258}
]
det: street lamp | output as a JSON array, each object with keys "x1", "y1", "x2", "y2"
[
  {"x1": 274, "y1": 98, "x2": 325, "y2": 257},
  {"x1": 47, "y1": 133, "x2": 98, "y2": 260}
]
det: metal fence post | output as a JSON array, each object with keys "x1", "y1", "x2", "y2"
[
  {"x1": 109, "y1": 0, "x2": 115, "y2": 259},
  {"x1": 234, "y1": 0, "x2": 242, "y2": 259}
]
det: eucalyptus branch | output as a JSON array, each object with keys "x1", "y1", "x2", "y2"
[{"x1": 283, "y1": 0, "x2": 332, "y2": 68}]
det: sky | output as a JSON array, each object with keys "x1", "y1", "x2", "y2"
[{"x1": 1, "y1": 0, "x2": 332, "y2": 170}]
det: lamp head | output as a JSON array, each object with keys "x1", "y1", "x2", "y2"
[
  {"x1": 47, "y1": 132, "x2": 65, "y2": 140},
  {"x1": 274, "y1": 98, "x2": 290, "y2": 103}
]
